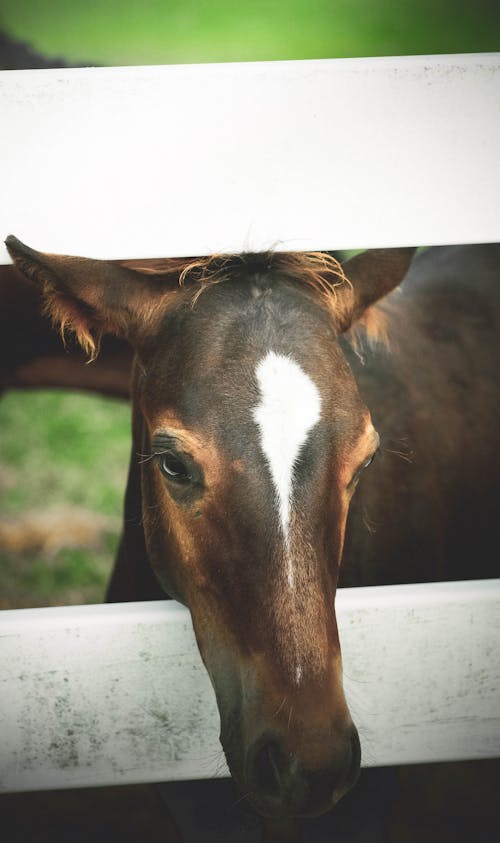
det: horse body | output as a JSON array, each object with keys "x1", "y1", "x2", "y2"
[
  {"x1": 0, "y1": 264, "x2": 132, "y2": 398},
  {"x1": 343, "y1": 244, "x2": 500, "y2": 589},
  {"x1": 6, "y1": 236, "x2": 499, "y2": 823}
]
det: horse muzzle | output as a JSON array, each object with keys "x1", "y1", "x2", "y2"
[{"x1": 242, "y1": 722, "x2": 361, "y2": 819}]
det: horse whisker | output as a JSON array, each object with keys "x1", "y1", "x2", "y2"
[
  {"x1": 382, "y1": 446, "x2": 415, "y2": 464},
  {"x1": 273, "y1": 696, "x2": 287, "y2": 718},
  {"x1": 231, "y1": 791, "x2": 250, "y2": 809}
]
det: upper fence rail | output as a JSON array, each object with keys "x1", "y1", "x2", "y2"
[{"x1": 1, "y1": 53, "x2": 499, "y2": 263}]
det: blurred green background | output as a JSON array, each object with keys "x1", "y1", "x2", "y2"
[
  {"x1": 1, "y1": 1, "x2": 499, "y2": 608},
  {"x1": 1, "y1": 0, "x2": 499, "y2": 65},
  {"x1": 0, "y1": 391, "x2": 130, "y2": 607}
]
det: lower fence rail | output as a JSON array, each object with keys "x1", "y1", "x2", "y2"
[{"x1": 1, "y1": 579, "x2": 499, "y2": 793}]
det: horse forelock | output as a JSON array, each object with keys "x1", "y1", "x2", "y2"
[{"x1": 122, "y1": 250, "x2": 390, "y2": 349}]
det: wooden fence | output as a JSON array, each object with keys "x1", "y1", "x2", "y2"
[{"x1": 1, "y1": 53, "x2": 499, "y2": 792}]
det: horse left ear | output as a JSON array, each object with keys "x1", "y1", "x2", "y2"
[
  {"x1": 338, "y1": 247, "x2": 416, "y2": 331},
  {"x1": 5, "y1": 235, "x2": 177, "y2": 359}
]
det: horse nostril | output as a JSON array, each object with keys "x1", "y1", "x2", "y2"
[{"x1": 253, "y1": 739, "x2": 284, "y2": 798}]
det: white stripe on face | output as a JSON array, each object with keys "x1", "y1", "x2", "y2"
[{"x1": 253, "y1": 351, "x2": 322, "y2": 573}]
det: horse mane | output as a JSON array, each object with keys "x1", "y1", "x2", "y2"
[{"x1": 123, "y1": 251, "x2": 389, "y2": 349}]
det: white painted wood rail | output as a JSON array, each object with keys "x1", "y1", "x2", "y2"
[
  {"x1": 1, "y1": 53, "x2": 499, "y2": 263},
  {"x1": 1, "y1": 581, "x2": 499, "y2": 793}
]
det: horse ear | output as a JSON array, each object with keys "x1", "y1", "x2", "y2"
[
  {"x1": 5, "y1": 235, "x2": 176, "y2": 359},
  {"x1": 338, "y1": 247, "x2": 416, "y2": 331}
]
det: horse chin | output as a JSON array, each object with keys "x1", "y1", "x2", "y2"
[
  {"x1": 150, "y1": 560, "x2": 186, "y2": 604},
  {"x1": 237, "y1": 769, "x2": 360, "y2": 821}
]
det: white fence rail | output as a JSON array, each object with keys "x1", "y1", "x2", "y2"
[
  {"x1": 1, "y1": 55, "x2": 499, "y2": 793},
  {"x1": 1, "y1": 581, "x2": 499, "y2": 793},
  {"x1": 1, "y1": 53, "x2": 499, "y2": 263}
]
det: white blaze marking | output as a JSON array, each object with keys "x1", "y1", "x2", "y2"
[{"x1": 253, "y1": 351, "x2": 322, "y2": 588}]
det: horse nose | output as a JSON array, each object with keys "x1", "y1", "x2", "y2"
[{"x1": 246, "y1": 726, "x2": 361, "y2": 818}]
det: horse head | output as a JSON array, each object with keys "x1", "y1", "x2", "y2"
[{"x1": 6, "y1": 235, "x2": 414, "y2": 818}]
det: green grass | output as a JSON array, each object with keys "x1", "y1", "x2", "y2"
[
  {"x1": 0, "y1": 390, "x2": 130, "y2": 608},
  {"x1": 0, "y1": 542, "x2": 116, "y2": 609},
  {"x1": 1, "y1": 0, "x2": 499, "y2": 66},
  {"x1": 0, "y1": 390, "x2": 130, "y2": 515}
]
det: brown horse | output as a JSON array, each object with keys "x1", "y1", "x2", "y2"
[{"x1": 5, "y1": 236, "x2": 500, "y2": 830}]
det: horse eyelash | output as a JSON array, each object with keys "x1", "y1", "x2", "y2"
[
  {"x1": 137, "y1": 451, "x2": 158, "y2": 464},
  {"x1": 137, "y1": 448, "x2": 184, "y2": 465}
]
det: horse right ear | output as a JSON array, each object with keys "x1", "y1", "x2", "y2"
[
  {"x1": 5, "y1": 235, "x2": 178, "y2": 359},
  {"x1": 338, "y1": 247, "x2": 416, "y2": 331}
]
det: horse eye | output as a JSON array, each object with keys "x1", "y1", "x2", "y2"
[
  {"x1": 362, "y1": 452, "x2": 376, "y2": 471},
  {"x1": 158, "y1": 452, "x2": 192, "y2": 484},
  {"x1": 349, "y1": 449, "x2": 378, "y2": 489}
]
